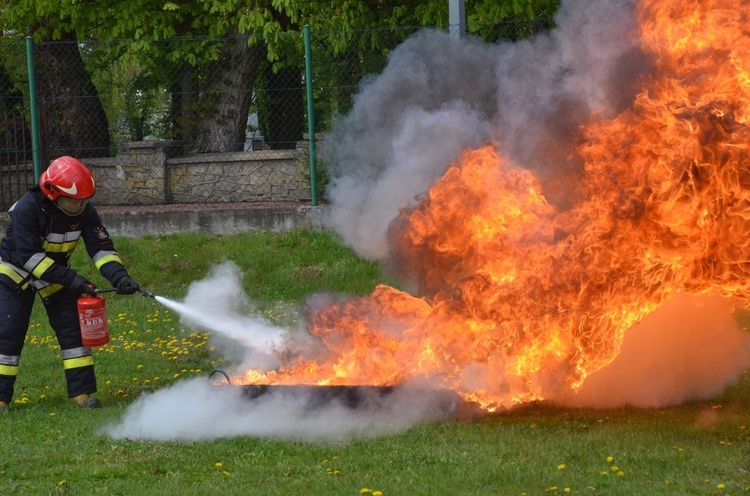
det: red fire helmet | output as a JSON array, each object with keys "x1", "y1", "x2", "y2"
[{"x1": 39, "y1": 156, "x2": 96, "y2": 201}]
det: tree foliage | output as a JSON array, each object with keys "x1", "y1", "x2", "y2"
[
  {"x1": 0, "y1": 0, "x2": 559, "y2": 155},
  {"x1": 0, "y1": 0, "x2": 558, "y2": 66}
]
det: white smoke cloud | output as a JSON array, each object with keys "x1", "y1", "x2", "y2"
[
  {"x1": 550, "y1": 294, "x2": 750, "y2": 408},
  {"x1": 103, "y1": 378, "x2": 457, "y2": 442},
  {"x1": 172, "y1": 261, "x2": 288, "y2": 369}
]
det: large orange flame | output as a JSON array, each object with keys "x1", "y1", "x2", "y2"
[{"x1": 236, "y1": 0, "x2": 750, "y2": 410}]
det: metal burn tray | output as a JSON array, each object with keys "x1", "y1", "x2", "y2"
[
  {"x1": 209, "y1": 370, "x2": 480, "y2": 420},
  {"x1": 237, "y1": 384, "x2": 396, "y2": 409}
]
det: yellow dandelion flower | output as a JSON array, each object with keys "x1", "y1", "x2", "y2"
[
  {"x1": 360, "y1": 489, "x2": 372, "y2": 494},
  {"x1": 558, "y1": 464, "x2": 566, "y2": 470},
  {"x1": 215, "y1": 462, "x2": 223, "y2": 468},
  {"x1": 717, "y1": 484, "x2": 725, "y2": 489},
  {"x1": 606, "y1": 456, "x2": 613, "y2": 463},
  {"x1": 610, "y1": 466, "x2": 619, "y2": 472},
  {"x1": 564, "y1": 488, "x2": 571, "y2": 493},
  {"x1": 373, "y1": 492, "x2": 382, "y2": 496},
  {"x1": 223, "y1": 471, "x2": 230, "y2": 476},
  {"x1": 617, "y1": 471, "x2": 624, "y2": 477}
]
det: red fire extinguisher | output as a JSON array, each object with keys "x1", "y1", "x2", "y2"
[{"x1": 77, "y1": 292, "x2": 110, "y2": 347}]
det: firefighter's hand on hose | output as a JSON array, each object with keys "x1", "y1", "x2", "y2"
[
  {"x1": 116, "y1": 276, "x2": 140, "y2": 295},
  {"x1": 70, "y1": 275, "x2": 97, "y2": 296}
]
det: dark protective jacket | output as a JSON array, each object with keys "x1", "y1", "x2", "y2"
[{"x1": 0, "y1": 185, "x2": 128, "y2": 298}]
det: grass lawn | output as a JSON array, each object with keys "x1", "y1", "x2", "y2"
[{"x1": 0, "y1": 228, "x2": 747, "y2": 495}]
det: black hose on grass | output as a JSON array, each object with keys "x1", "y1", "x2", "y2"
[{"x1": 208, "y1": 369, "x2": 231, "y2": 384}]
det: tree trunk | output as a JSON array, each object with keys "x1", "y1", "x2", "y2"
[
  {"x1": 170, "y1": 62, "x2": 197, "y2": 152},
  {"x1": 262, "y1": 65, "x2": 304, "y2": 150},
  {"x1": 191, "y1": 36, "x2": 266, "y2": 153},
  {"x1": 34, "y1": 33, "x2": 110, "y2": 159}
]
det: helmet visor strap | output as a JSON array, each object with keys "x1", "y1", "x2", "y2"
[{"x1": 56, "y1": 196, "x2": 89, "y2": 216}]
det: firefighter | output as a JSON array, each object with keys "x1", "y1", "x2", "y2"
[{"x1": 0, "y1": 156, "x2": 140, "y2": 412}]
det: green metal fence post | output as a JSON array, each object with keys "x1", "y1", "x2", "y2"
[
  {"x1": 304, "y1": 25, "x2": 318, "y2": 206},
  {"x1": 25, "y1": 36, "x2": 42, "y2": 182}
]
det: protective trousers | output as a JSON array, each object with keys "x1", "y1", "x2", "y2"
[{"x1": 0, "y1": 282, "x2": 96, "y2": 403}]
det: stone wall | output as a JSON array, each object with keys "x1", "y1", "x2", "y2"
[
  {"x1": 86, "y1": 140, "x2": 312, "y2": 206},
  {"x1": 0, "y1": 162, "x2": 35, "y2": 208}
]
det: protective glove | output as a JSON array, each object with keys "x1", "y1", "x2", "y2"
[
  {"x1": 70, "y1": 274, "x2": 97, "y2": 296},
  {"x1": 116, "y1": 276, "x2": 140, "y2": 295}
]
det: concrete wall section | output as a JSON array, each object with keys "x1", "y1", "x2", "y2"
[{"x1": 98, "y1": 205, "x2": 330, "y2": 238}]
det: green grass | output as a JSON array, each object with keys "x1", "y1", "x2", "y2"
[{"x1": 0, "y1": 227, "x2": 747, "y2": 495}]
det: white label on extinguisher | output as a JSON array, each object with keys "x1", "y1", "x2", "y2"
[{"x1": 80, "y1": 310, "x2": 106, "y2": 336}]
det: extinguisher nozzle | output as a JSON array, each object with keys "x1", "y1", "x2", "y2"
[{"x1": 140, "y1": 288, "x2": 157, "y2": 299}]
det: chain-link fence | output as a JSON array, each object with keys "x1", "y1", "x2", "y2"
[{"x1": 0, "y1": 19, "x2": 553, "y2": 210}]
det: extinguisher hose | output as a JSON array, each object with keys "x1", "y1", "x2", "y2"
[{"x1": 94, "y1": 287, "x2": 158, "y2": 299}]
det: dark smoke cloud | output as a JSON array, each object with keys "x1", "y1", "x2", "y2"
[
  {"x1": 325, "y1": 0, "x2": 647, "y2": 260},
  {"x1": 325, "y1": 31, "x2": 499, "y2": 259}
]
